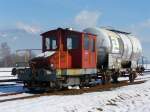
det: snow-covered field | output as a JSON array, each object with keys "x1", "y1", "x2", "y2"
[
  {"x1": 0, "y1": 68, "x2": 22, "y2": 94},
  {"x1": 0, "y1": 68, "x2": 17, "y2": 80},
  {"x1": 0, "y1": 66, "x2": 149, "y2": 112}
]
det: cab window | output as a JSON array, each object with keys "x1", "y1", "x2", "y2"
[
  {"x1": 91, "y1": 39, "x2": 95, "y2": 52},
  {"x1": 84, "y1": 34, "x2": 89, "y2": 50},
  {"x1": 45, "y1": 36, "x2": 58, "y2": 50},
  {"x1": 67, "y1": 35, "x2": 79, "y2": 50}
]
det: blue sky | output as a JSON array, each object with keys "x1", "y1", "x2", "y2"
[{"x1": 0, "y1": 0, "x2": 150, "y2": 59}]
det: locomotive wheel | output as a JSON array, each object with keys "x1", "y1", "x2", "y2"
[
  {"x1": 49, "y1": 81, "x2": 63, "y2": 90},
  {"x1": 55, "y1": 81, "x2": 63, "y2": 90},
  {"x1": 79, "y1": 75, "x2": 90, "y2": 86}
]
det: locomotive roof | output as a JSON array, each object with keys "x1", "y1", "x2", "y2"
[{"x1": 41, "y1": 28, "x2": 96, "y2": 36}]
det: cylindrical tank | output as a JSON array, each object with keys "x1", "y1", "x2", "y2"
[
  {"x1": 83, "y1": 27, "x2": 142, "y2": 68},
  {"x1": 117, "y1": 33, "x2": 133, "y2": 60},
  {"x1": 128, "y1": 35, "x2": 142, "y2": 60}
]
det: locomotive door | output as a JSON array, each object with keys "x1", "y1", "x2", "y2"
[
  {"x1": 83, "y1": 34, "x2": 96, "y2": 68},
  {"x1": 90, "y1": 38, "x2": 96, "y2": 67},
  {"x1": 83, "y1": 34, "x2": 90, "y2": 68},
  {"x1": 65, "y1": 33, "x2": 82, "y2": 68}
]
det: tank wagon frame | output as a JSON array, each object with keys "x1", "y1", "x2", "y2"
[{"x1": 12, "y1": 28, "x2": 144, "y2": 91}]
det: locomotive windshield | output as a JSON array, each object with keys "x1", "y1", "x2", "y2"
[{"x1": 45, "y1": 36, "x2": 58, "y2": 50}]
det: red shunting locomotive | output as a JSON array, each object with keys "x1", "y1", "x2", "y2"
[{"x1": 13, "y1": 28, "x2": 98, "y2": 90}]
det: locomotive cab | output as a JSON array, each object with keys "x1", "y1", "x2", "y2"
[
  {"x1": 41, "y1": 28, "x2": 97, "y2": 69},
  {"x1": 17, "y1": 28, "x2": 97, "y2": 90}
]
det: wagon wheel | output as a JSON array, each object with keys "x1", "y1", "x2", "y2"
[
  {"x1": 111, "y1": 72, "x2": 119, "y2": 83},
  {"x1": 129, "y1": 72, "x2": 137, "y2": 83},
  {"x1": 101, "y1": 73, "x2": 106, "y2": 85},
  {"x1": 106, "y1": 71, "x2": 111, "y2": 83}
]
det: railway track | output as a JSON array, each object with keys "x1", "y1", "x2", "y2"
[
  {"x1": 0, "y1": 79, "x2": 19, "y2": 82},
  {"x1": 144, "y1": 70, "x2": 150, "y2": 73},
  {"x1": 0, "y1": 93, "x2": 38, "y2": 103},
  {"x1": 0, "y1": 92, "x2": 23, "y2": 97},
  {"x1": 0, "y1": 79, "x2": 146, "y2": 103}
]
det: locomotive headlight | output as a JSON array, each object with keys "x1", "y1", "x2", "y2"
[
  {"x1": 50, "y1": 63, "x2": 55, "y2": 71},
  {"x1": 50, "y1": 63, "x2": 54, "y2": 68},
  {"x1": 51, "y1": 64, "x2": 54, "y2": 68}
]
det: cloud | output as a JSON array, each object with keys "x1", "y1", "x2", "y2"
[
  {"x1": 0, "y1": 22, "x2": 42, "y2": 44},
  {"x1": 16, "y1": 22, "x2": 41, "y2": 34},
  {"x1": 127, "y1": 19, "x2": 150, "y2": 59},
  {"x1": 74, "y1": 10, "x2": 101, "y2": 29},
  {"x1": 0, "y1": 22, "x2": 42, "y2": 40}
]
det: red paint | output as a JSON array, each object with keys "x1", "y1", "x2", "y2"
[{"x1": 41, "y1": 28, "x2": 97, "y2": 69}]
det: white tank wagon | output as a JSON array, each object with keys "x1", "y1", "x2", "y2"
[{"x1": 84, "y1": 27, "x2": 143, "y2": 83}]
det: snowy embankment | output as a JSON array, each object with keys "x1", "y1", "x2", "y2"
[{"x1": 0, "y1": 65, "x2": 149, "y2": 112}]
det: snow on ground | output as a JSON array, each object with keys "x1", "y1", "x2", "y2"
[
  {"x1": 0, "y1": 75, "x2": 150, "y2": 112},
  {"x1": 0, "y1": 67, "x2": 13, "y2": 72},
  {"x1": 0, "y1": 68, "x2": 17, "y2": 80},
  {"x1": 0, "y1": 67, "x2": 149, "y2": 112},
  {"x1": 0, "y1": 68, "x2": 21, "y2": 94}
]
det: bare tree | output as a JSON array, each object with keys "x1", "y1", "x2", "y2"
[
  {"x1": 0, "y1": 42, "x2": 41, "y2": 67},
  {"x1": 0, "y1": 42, "x2": 11, "y2": 57},
  {"x1": 0, "y1": 42, "x2": 12, "y2": 67}
]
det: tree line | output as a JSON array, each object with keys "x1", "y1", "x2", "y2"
[{"x1": 0, "y1": 42, "x2": 37, "y2": 67}]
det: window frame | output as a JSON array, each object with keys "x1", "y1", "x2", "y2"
[
  {"x1": 91, "y1": 38, "x2": 95, "y2": 52},
  {"x1": 45, "y1": 36, "x2": 58, "y2": 50},
  {"x1": 66, "y1": 35, "x2": 79, "y2": 50},
  {"x1": 84, "y1": 34, "x2": 89, "y2": 50}
]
